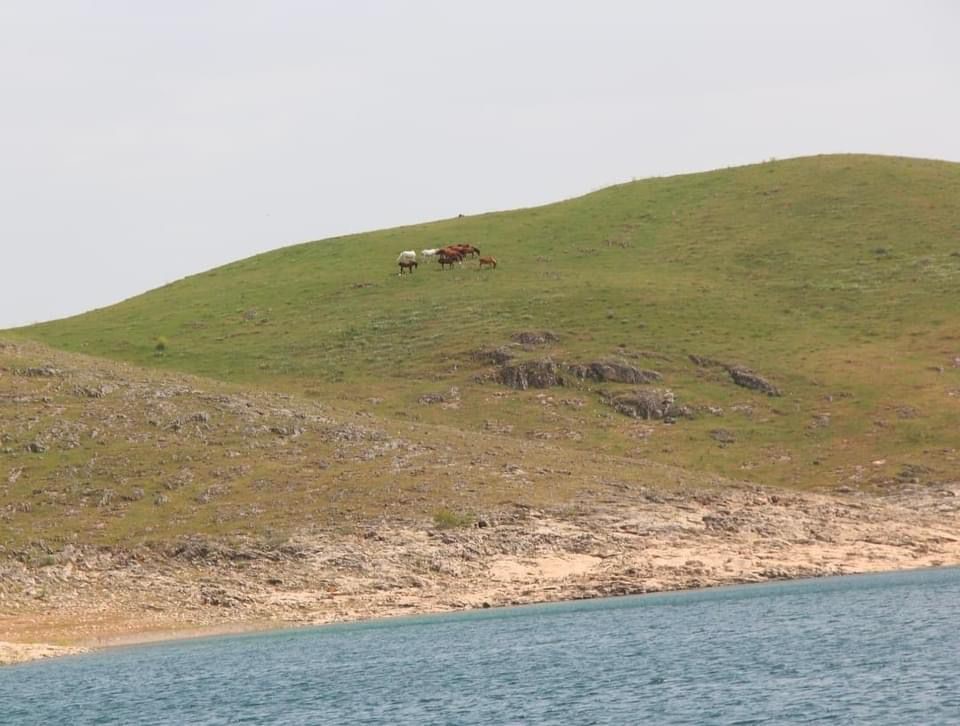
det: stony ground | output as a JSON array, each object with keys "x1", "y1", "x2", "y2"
[
  {"x1": 2, "y1": 340, "x2": 959, "y2": 665},
  {"x1": 4, "y1": 482, "x2": 959, "y2": 665}
]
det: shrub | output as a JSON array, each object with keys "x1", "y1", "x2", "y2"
[{"x1": 433, "y1": 508, "x2": 474, "y2": 529}]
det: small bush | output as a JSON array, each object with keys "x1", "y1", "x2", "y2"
[
  {"x1": 154, "y1": 336, "x2": 169, "y2": 353},
  {"x1": 433, "y1": 508, "x2": 474, "y2": 529}
]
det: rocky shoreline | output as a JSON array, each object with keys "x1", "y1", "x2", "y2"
[{"x1": 4, "y1": 482, "x2": 958, "y2": 666}]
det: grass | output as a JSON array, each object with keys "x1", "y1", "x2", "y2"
[
  {"x1": 0, "y1": 341, "x2": 708, "y2": 549},
  {"x1": 432, "y1": 509, "x2": 476, "y2": 529},
  {"x1": 6, "y1": 154, "x2": 960, "y2": 506}
]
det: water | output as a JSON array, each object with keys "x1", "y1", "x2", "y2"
[{"x1": 3, "y1": 568, "x2": 960, "y2": 725}]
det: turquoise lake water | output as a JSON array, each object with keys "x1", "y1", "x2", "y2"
[{"x1": 3, "y1": 567, "x2": 959, "y2": 725}]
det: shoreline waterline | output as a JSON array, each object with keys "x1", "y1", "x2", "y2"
[
  {"x1": 6, "y1": 561, "x2": 958, "y2": 667},
  {"x1": 8, "y1": 565, "x2": 959, "y2": 725}
]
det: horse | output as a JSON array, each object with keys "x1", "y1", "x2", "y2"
[
  {"x1": 446, "y1": 244, "x2": 478, "y2": 258},
  {"x1": 421, "y1": 248, "x2": 440, "y2": 260},
  {"x1": 437, "y1": 253, "x2": 459, "y2": 270},
  {"x1": 439, "y1": 247, "x2": 464, "y2": 262},
  {"x1": 478, "y1": 256, "x2": 497, "y2": 269},
  {"x1": 398, "y1": 259, "x2": 418, "y2": 275},
  {"x1": 397, "y1": 250, "x2": 417, "y2": 265}
]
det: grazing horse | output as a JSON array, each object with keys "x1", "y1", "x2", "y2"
[
  {"x1": 445, "y1": 243, "x2": 478, "y2": 258},
  {"x1": 398, "y1": 259, "x2": 418, "y2": 275},
  {"x1": 437, "y1": 253, "x2": 459, "y2": 270},
  {"x1": 478, "y1": 256, "x2": 497, "y2": 269},
  {"x1": 421, "y1": 248, "x2": 440, "y2": 260},
  {"x1": 439, "y1": 246, "x2": 464, "y2": 262}
]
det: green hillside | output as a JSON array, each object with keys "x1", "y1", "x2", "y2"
[{"x1": 11, "y1": 154, "x2": 960, "y2": 492}]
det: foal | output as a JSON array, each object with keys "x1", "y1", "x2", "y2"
[{"x1": 478, "y1": 256, "x2": 497, "y2": 269}]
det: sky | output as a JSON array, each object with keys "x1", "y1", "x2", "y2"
[{"x1": 1, "y1": 1, "x2": 957, "y2": 328}]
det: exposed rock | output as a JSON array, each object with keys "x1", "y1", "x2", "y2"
[
  {"x1": 896, "y1": 464, "x2": 930, "y2": 484},
  {"x1": 511, "y1": 331, "x2": 559, "y2": 346},
  {"x1": 418, "y1": 387, "x2": 460, "y2": 405},
  {"x1": 73, "y1": 384, "x2": 115, "y2": 398},
  {"x1": 690, "y1": 356, "x2": 781, "y2": 396},
  {"x1": 200, "y1": 584, "x2": 252, "y2": 608},
  {"x1": 14, "y1": 365, "x2": 62, "y2": 378},
  {"x1": 567, "y1": 360, "x2": 661, "y2": 385},
  {"x1": 496, "y1": 359, "x2": 562, "y2": 390},
  {"x1": 472, "y1": 346, "x2": 516, "y2": 365},
  {"x1": 710, "y1": 429, "x2": 736, "y2": 444},
  {"x1": 269, "y1": 425, "x2": 303, "y2": 438},
  {"x1": 726, "y1": 366, "x2": 781, "y2": 396},
  {"x1": 605, "y1": 388, "x2": 687, "y2": 420},
  {"x1": 495, "y1": 358, "x2": 659, "y2": 391},
  {"x1": 4, "y1": 483, "x2": 960, "y2": 667},
  {"x1": 810, "y1": 413, "x2": 832, "y2": 429},
  {"x1": 0, "y1": 642, "x2": 89, "y2": 665}
]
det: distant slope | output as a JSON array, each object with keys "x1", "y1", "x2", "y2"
[
  {"x1": 0, "y1": 341, "x2": 708, "y2": 548},
  {"x1": 11, "y1": 154, "x2": 960, "y2": 491}
]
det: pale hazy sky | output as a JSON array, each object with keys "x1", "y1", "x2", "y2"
[{"x1": 1, "y1": 1, "x2": 957, "y2": 328}]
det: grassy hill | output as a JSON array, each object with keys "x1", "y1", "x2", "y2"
[
  {"x1": 1, "y1": 340, "x2": 717, "y2": 550},
  {"x1": 9, "y1": 154, "x2": 960, "y2": 496}
]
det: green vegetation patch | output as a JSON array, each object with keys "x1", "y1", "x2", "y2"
[{"x1": 7, "y1": 154, "x2": 960, "y2": 498}]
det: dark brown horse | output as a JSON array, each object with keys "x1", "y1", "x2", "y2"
[{"x1": 437, "y1": 253, "x2": 459, "y2": 270}]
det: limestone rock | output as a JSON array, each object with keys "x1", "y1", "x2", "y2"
[
  {"x1": 568, "y1": 360, "x2": 661, "y2": 385},
  {"x1": 496, "y1": 359, "x2": 562, "y2": 390},
  {"x1": 726, "y1": 366, "x2": 781, "y2": 396},
  {"x1": 511, "y1": 331, "x2": 559, "y2": 346},
  {"x1": 606, "y1": 388, "x2": 686, "y2": 420}
]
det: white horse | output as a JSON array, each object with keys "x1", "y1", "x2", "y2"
[
  {"x1": 421, "y1": 248, "x2": 440, "y2": 260},
  {"x1": 397, "y1": 250, "x2": 417, "y2": 264}
]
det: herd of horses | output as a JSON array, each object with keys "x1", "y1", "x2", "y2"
[{"x1": 396, "y1": 245, "x2": 497, "y2": 274}]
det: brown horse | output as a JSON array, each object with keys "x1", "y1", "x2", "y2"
[
  {"x1": 437, "y1": 253, "x2": 459, "y2": 270},
  {"x1": 478, "y1": 256, "x2": 497, "y2": 269},
  {"x1": 439, "y1": 246, "x2": 465, "y2": 260},
  {"x1": 398, "y1": 260, "x2": 418, "y2": 275}
]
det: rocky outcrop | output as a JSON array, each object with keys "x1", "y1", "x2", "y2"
[
  {"x1": 511, "y1": 331, "x2": 559, "y2": 346},
  {"x1": 13, "y1": 365, "x2": 62, "y2": 378},
  {"x1": 689, "y1": 355, "x2": 781, "y2": 396},
  {"x1": 495, "y1": 358, "x2": 660, "y2": 390},
  {"x1": 567, "y1": 360, "x2": 661, "y2": 385},
  {"x1": 418, "y1": 387, "x2": 460, "y2": 405},
  {"x1": 472, "y1": 346, "x2": 515, "y2": 365},
  {"x1": 726, "y1": 366, "x2": 781, "y2": 396},
  {"x1": 496, "y1": 359, "x2": 562, "y2": 389},
  {"x1": 605, "y1": 388, "x2": 688, "y2": 420}
]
